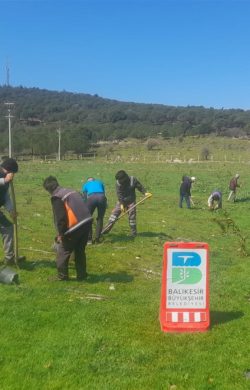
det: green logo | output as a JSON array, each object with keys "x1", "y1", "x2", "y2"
[{"x1": 172, "y1": 267, "x2": 202, "y2": 284}]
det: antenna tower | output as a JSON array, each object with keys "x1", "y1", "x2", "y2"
[{"x1": 6, "y1": 62, "x2": 10, "y2": 86}]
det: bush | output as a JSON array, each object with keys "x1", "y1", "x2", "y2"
[
  {"x1": 201, "y1": 146, "x2": 210, "y2": 160},
  {"x1": 146, "y1": 138, "x2": 160, "y2": 150}
]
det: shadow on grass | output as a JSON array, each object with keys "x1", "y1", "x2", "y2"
[
  {"x1": 210, "y1": 310, "x2": 244, "y2": 327},
  {"x1": 86, "y1": 272, "x2": 133, "y2": 284},
  {"x1": 137, "y1": 231, "x2": 173, "y2": 239},
  {"x1": 106, "y1": 234, "x2": 135, "y2": 243},
  {"x1": 234, "y1": 197, "x2": 250, "y2": 203},
  {"x1": 17, "y1": 260, "x2": 133, "y2": 286},
  {"x1": 105, "y1": 231, "x2": 171, "y2": 242},
  {"x1": 19, "y1": 259, "x2": 55, "y2": 271}
]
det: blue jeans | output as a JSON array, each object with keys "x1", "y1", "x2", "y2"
[{"x1": 179, "y1": 194, "x2": 190, "y2": 208}]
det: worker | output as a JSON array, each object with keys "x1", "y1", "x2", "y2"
[
  {"x1": 43, "y1": 176, "x2": 92, "y2": 281},
  {"x1": 82, "y1": 177, "x2": 107, "y2": 244},
  {"x1": 179, "y1": 176, "x2": 196, "y2": 208},
  {"x1": 0, "y1": 158, "x2": 25, "y2": 265},
  {"x1": 208, "y1": 190, "x2": 222, "y2": 210},
  {"x1": 228, "y1": 174, "x2": 240, "y2": 202},
  {"x1": 102, "y1": 170, "x2": 151, "y2": 237}
]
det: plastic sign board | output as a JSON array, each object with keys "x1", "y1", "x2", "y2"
[{"x1": 160, "y1": 242, "x2": 210, "y2": 332}]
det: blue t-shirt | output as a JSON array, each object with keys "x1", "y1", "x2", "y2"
[{"x1": 82, "y1": 180, "x2": 105, "y2": 196}]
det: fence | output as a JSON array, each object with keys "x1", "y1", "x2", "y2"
[
  {"x1": 4, "y1": 151, "x2": 250, "y2": 164},
  {"x1": 14, "y1": 152, "x2": 96, "y2": 162}
]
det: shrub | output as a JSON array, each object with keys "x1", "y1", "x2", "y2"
[
  {"x1": 201, "y1": 146, "x2": 210, "y2": 160},
  {"x1": 146, "y1": 138, "x2": 160, "y2": 150}
]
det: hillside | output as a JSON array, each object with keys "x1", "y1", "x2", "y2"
[{"x1": 1, "y1": 86, "x2": 250, "y2": 155}]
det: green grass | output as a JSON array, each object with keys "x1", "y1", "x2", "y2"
[{"x1": 0, "y1": 137, "x2": 250, "y2": 389}]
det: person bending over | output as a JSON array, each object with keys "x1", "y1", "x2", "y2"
[
  {"x1": 102, "y1": 170, "x2": 151, "y2": 237},
  {"x1": 43, "y1": 176, "x2": 92, "y2": 281},
  {"x1": 82, "y1": 177, "x2": 107, "y2": 243}
]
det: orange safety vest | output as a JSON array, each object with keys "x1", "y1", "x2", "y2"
[{"x1": 53, "y1": 187, "x2": 92, "y2": 235}]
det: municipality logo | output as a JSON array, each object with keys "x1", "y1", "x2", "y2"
[{"x1": 171, "y1": 252, "x2": 202, "y2": 284}]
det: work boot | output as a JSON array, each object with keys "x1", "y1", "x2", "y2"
[
  {"x1": 130, "y1": 230, "x2": 137, "y2": 238},
  {"x1": 76, "y1": 272, "x2": 89, "y2": 281},
  {"x1": 17, "y1": 256, "x2": 26, "y2": 264},
  {"x1": 4, "y1": 258, "x2": 15, "y2": 266}
]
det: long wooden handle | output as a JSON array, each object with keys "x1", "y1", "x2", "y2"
[
  {"x1": 102, "y1": 194, "x2": 152, "y2": 234},
  {"x1": 9, "y1": 181, "x2": 19, "y2": 266},
  {"x1": 117, "y1": 194, "x2": 152, "y2": 221}
]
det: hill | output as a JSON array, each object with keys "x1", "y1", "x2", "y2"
[{"x1": 1, "y1": 85, "x2": 250, "y2": 155}]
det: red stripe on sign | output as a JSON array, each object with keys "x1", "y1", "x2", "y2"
[
  {"x1": 189, "y1": 312, "x2": 195, "y2": 322},
  {"x1": 178, "y1": 312, "x2": 184, "y2": 322},
  {"x1": 167, "y1": 313, "x2": 172, "y2": 322},
  {"x1": 200, "y1": 312, "x2": 206, "y2": 322}
]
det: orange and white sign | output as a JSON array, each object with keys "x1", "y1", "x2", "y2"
[{"x1": 160, "y1": 242, "x2": 210, "y2": 332}]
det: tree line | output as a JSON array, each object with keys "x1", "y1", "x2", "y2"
[{"x1": 1, "y1": 85, "x2": 250, "y2": 156}]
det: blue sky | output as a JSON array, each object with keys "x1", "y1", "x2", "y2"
[{"x1": 1, "y1": 0, "x2": 250, "y2": 109}]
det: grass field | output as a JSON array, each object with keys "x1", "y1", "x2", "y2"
[{"x1": 0, "y1": 137, "x2": 250, "y2": 390}]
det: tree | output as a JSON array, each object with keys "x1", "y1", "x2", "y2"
[
  {"x1": 65, "y1": 128, "x2": 90, "y2": 154},
  {"x1": 201, "y1": 147, "x2": 210, "y2": 160}
]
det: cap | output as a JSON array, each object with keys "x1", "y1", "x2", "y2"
[
  {"x1": 1, "y1": 158, "x2": 18, "y2": 173},
  {"x1": 235, "y1": 173, "x2": 240, "y2": 178},
  {"x1": 191, "y1": 176, "x2": 196, "y2": 182},
  {"x1": 115, "y1": 170, "x2": 130, "y2": 184}
]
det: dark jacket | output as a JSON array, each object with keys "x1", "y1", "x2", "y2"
[
  {"x1": 51, "y1": 187, "x2": 92, "y2": 236},
  {"x1": 229, "y1": 178, "x2": 239, "y2": 191},
  {"x1": 211, "y1": 191, "x2": 222, "y2": 201},
  {"x1": 116, "y1": 176, "x2": 146, "y2": 205},
  {"x1": 0, "y1": 168, "x2": 11, "y2": 209},
  {"x1": 180, "y1": 176, "x2": 192, "y2": 196}
]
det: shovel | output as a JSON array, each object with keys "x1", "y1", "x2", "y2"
[{"x1": 101, "y1": 193, "x2": 152, "y2": 234}]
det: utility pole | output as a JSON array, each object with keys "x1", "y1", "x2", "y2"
[
  {"x1": 5, "y1": 102, "x2": 14, "y2": 157},
  {"x1": 57, "y1": 127, "x2": 61, "y2": 161}
]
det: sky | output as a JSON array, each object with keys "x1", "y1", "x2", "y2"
[{"x1": 1, "y1": 0, "x2": 250, "y2": 110}]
